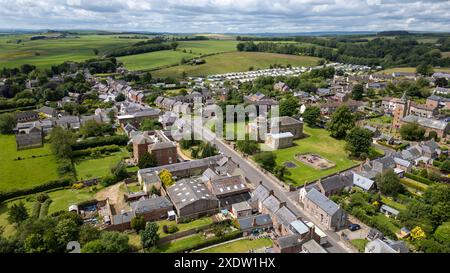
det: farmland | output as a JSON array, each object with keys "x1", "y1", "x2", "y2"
[
  {"x1": 0, "y1": 35, "x2": 148, "y2": 69},
  {"x1": 152, "y1": 52, "x2": 320, "y2": 78},
  {"x1": 0, "y1": 134, "x2": 60, "y2": 192}
]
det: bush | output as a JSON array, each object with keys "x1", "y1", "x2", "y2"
[
  {"x1": 167, "y1": 225, "x2": 179, "y2": 234},
  {"x1": 36, "y1": 192, "x2": 50, "y2": 203},
  {"x1": 39, "y1": 198, "x2": 53, "y2": 219},
  {"x1": 31, "y1": 201, "x2": 41, "y2": 218}
]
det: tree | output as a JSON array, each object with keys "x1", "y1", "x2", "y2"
[
  {"x1": 110, "y1": 161, "x2": 128, "y2": 182},
  {"x1": 159, "y1": 169, "x2": 175, "y2": 188},
  {"x1": 115, "y1": 93, "x2": 126, "y2": 102},
  {"x1": 279, "y1": 96, "x2": 299, "y2": 117},
  {"x1": 82, "y1": 231, "x2": 129, "y2": 253},
  {"x1": 138, "y1": 152, "x2": 157, "y2": 169},
  {"x1": 141, "y1": 222, "x2": 159, "y2": 249},
  {"x1": 49, "y1": 127, "x2": 76, "y2": 159},
  {"x1": 345, "y1": 127, "x2": 373, "y2": 159},
  {"x1": 236, "y1": 139, "x2": 260, "y2": 155},
  {"x1": 352, "y1": 84, "x2": 364, "y2": 100},
  {"x1": 8, "y1": 202, "x2": 29, "y2": 225},
  {"x1": 410, "y1": 226, "x2": 426, "y2": 241},
  {"x1": 200, "y1": 142, "x2": 218, "y2": 158},
  {"x1": 434, "y1": 222, "x2": 450, "y2": 244},
  {"x1": 302, "y1": 106, "x2": 321, "y2": 127},
  {"x1": 131, "y1": 216, "x2": 146, "y2": 233},
  {"x1": 376, "y1": 169, "x2": 405, "y2": 197},
  {"x1": 93, "y1": 49, "x2": 99, "y2": 55},
  {"x1": 327, "y1": 106, "x2": 355, "y2": 139},
  {"x1": 400, "y1": 122, "x2": 426, "y2": 141},
  {"x1": 78, "y1": 224, "x2": 101, "y2": 245},
  {"x1": 254, "y1": 152, "x2": 277, "y2": 172},
  {"x1": 171, "y1": 42, "x2": 179, "y2": 51},
  {"x1": 0, "y1": 113, "x2": 16, "y2": 134},
  {"x1": 416, "y1": 64, "x2": 434, "y2": 76},
  {"x1": 440, "y1": 160, "x2": 450, "y2": 174},
  {"x1": 274, "y1": 165, "x2": 291, "y2": 180},
  {"x1": 140, "y1": 119, "x2": 162, "y2": 131},
  {"x1": 54, "y1": 218, "x2": 80, "y2": 248}
]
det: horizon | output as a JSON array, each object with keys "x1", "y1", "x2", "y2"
[{"x1": 1, "y1": 0, "x2": 450, "y2": 33}]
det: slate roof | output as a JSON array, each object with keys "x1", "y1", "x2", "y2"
[
  {"x1": 232, "y1": 201, "x2": 252, "y2": 212},
  {"x1": 302, "y1": 239, "x2": 327, "y2": 253},
  {"x1": 208, "y1": 175, "x2": 248, "y2": 196},
  {"x1": 250, "y1": 184, "x2": 270, "y2": 203},
  {"x1": 130, "y1": 196, "x2": 173, "y2": 214},
  {"x1": 402, "y1": 115, "x2": 448, "y2": 130},
  {"x1": 262, "y1": 195, "x2": 281, "y2": 214},
  {"x1": 149, "y1": 141, "x2": 177, "y2": 151},
  {"x1": 319, "y1": 173, "x2": 353, "y2": 193},
  {"x1": 274, "y1": 206, "x2": 297, "y2": 227},
  {"x1": 277, "y1": 234, "x2": 302, "y2": 249},
  {"x1": 305, "y1": 188, "x2": 341, "y2": 216},
  {"x1": 138, "y1": 155, "x2": 224, "y2": 175},
  {"x1": 238, "y1": 214, "x2": 272, "y2": 230}
]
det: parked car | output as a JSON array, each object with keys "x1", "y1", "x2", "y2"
[{"x1": 348, "y1": 224, "x2": 361, "y2": 231}]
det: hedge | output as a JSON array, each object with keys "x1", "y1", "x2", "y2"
[
  {"x1": 404, "y1": 173, "x2": 434, "y2": 185},
  {"x1": 72, "y1": 145, "x2": 121, "y2": 157},
  {"x1": 31, "y1": 201, "x2": 41, "y2": 218},
  {"x1": 72, "y1": 135, "x2": 128, "y2": 151},
  {"x1": 400, "y1": 179, "x2": 428, "y2": 192},
  {"x1": 39, "y1": 198, "x2": 53, "y2": 219},
  {"x1": 0, "y1": 178, "x2": 73, "y2": 203}
]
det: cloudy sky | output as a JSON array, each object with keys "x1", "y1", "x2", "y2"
[{"x1": 0, "y1": 0, "x2": 449, "y2": 33}]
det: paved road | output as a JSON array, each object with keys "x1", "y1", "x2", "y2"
[{"x1": 192, "y1": 119, "x2": 351, "y2": 253}]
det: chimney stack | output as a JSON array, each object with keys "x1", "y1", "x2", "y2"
[
  {"x1": 279, "y1": 202, "x2": 287, "y2": 209},
  {"x1": 252, "y1": 217, "x2": 257, "y2": 227},
  {"x1": 269, "y1": 190, "x2": 274, "y2": 196}
]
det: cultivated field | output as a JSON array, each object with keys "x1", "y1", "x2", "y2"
[
  {"x1": 0, "y1": 35, "x2": 147, "y2": 69},
  {"x1": 152, "y1": 52, "x2": 320, "y2": 78},
  {"x1": 0, "y1": 134, "x2": 60, "y2": 191},
  {"x1": 378, "y1": 67, "x2": 450, "y2": 74},
  {"x1": 119, "y1": 40, "x2": 239, "y2": 71},
  {"x1": 270, "y1": 126, "x2": 360, "y2": 186}
]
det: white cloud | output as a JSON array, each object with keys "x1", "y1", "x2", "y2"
[{"x1": 0, "y1": 0, "x2": 449, "y2": 32}]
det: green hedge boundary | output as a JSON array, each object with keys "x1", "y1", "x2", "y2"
[
  {"x1": 404, "y1": 173, "x2": 434, "y2": 185},
  {"x1": 0, "y1": 179, "x2": 73, "y2": 203}
]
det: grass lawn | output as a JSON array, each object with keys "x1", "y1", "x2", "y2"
[
  {"x1": 0, "y1": 34, "x2": 148, "y2": 69},
  {"x1": 350, "y1": 239, "x2": 368, "y2": 253},
  {"x1": 197, "y1": 238, "x2": 272, "y2": 253},
  {"x1": 152, "y1": 52, "x2": 320, "y2": 78},
  {"x1": 270, "y1": 126, "x2": 360, "y2": 186},
  {"x1": 155, "y1": 233, "x2": 204, "y2": 253},
  {"x1": 0, "y1": 186, "x2": 97, "y2": 237},
  {"x1": 75, "y1": 149, "x2": 129, "y2": 180},
  {"x1": 0, "y1": 134, "x2": 60, "y2": 191},
  {"x1": 156, "y1": 217, "x2": 213, "y2": 238},
  {"x1": 370, "y1": 214, "x2": 401, "y2": 235}
]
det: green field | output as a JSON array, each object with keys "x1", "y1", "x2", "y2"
[
  {"x1": 350, "y1": 239, "x2": 368, "y2": 253},
  {"x1": 177, "y1": 40, "x2": 238, "y2": 55},
  {"x1": 0, "y1": 134, "x2": 60, "y2": 191},
  {"x1": 197, "y1": 238, "x2": 272, "y2": 253},
  {"x1": 270, "y1": 126, "x2": 360, "y2": 186},
  {"x1": 74, "y1": 149, "x2": 130, "y2": 180},
  {"x1": 378, "y1": 67, "x2": 450, "y2": 74},
  {"x1": 152, "y1": 52, "x2": 320, "y2": 78},
  {"x1": 118, "y1": 50, "x2": 197, "y2": 71},
  {"x1": 0, "y1": 35, "x2": 147, "y2": 69}
]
